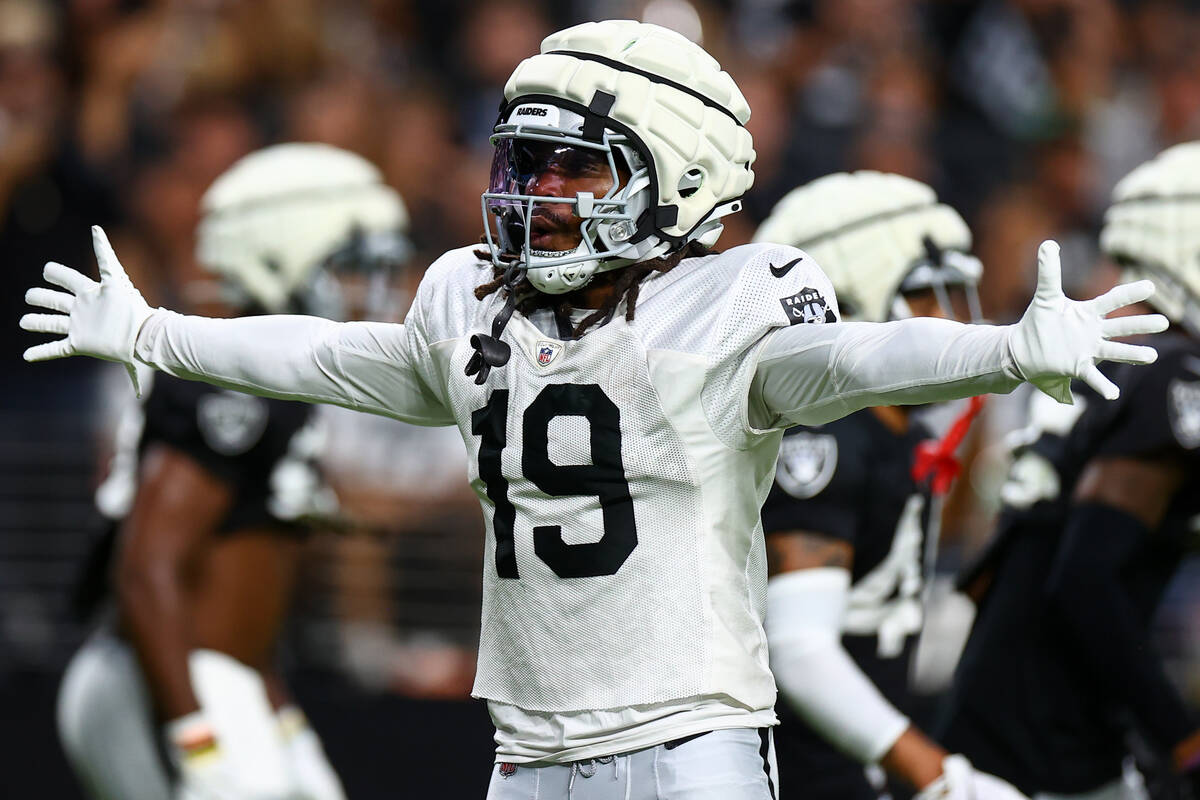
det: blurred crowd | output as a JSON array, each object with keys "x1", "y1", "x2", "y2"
[{"x1": 2, "y1": 0, "x2": 1199, "y2": 711}]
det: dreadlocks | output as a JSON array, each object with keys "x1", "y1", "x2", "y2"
[{"x1": 473, "y1": 241, "x2": 712, "y2": 338}]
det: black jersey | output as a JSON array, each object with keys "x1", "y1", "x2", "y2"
[
  {"x1": 762, "y1": 409, "x2": 936, "y2": 800},
  {"x1": 938, "y1": 332, "x2": 1200, "y2": 795},
  {"x1": 74, "y1": 374, "x2": 328, "y2": 618},
  {"x1": 118, "y1": 374, "x2": 325, "y2": 533}
]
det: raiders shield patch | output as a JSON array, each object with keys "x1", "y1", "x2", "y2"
[
  {"x1": 1168, "y1": 378, "x2": 1200, "y2": 449},
  {"x1": 197, "y1": 391, "x2": 269, "y2": 455},
  {"x1": 775, "y1": 432, "x2": 838, "y2": 498},
  {"x1": 781, "y1": 287, "x2": 836, "y2": 325}
]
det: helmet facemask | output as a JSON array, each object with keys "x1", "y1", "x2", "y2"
[
  {"x1": 481, "y1": 103, "x2": 667, "y2": 295},
  {"x1": 299, "y1": 226, "x2": 413, "y2": 321},
  {"x1": 889, "y1": 236, "x2": 985, "y2": 324}
]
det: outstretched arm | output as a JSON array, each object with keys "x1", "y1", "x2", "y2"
[
  {"x1": 750, "y1": 241, "x2": 1166, "y2": 429},
  {"x1": 21, "y1": 227, "x2": 452, "y2": 426},
  {"x1": 134, "y1": 312, "x2": 450, "y2": 425}
]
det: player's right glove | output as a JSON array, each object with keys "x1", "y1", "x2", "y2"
[
  {"x1": 1006, "y1": 239, "x2": 1167, "y2": 403},
  {"x1": 165, "y1": 712, "x2": 243, "y2": 800},
  {"x1": 20, "y1": 225, "x2": 154, "y2": 395},
  {"x1": 913, "y1": 755, "x2": 1029, "y2": 800}
]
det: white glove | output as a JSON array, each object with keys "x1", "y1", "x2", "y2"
[
  {"x1": 1007, "y1": 240, "x2": 1167, "y2": 403},
  {"x1": 914, "y1": 754, "x2": 1029, "y2": 800},
  {"x1": 165, "y1": 712, "x2": 243, "y2": 800},
  {"x1": 20, "y1": 225, "x2": 154, "y2": 395}
]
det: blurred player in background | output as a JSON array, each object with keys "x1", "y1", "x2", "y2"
[
  {"x1": 937, "y1": 141, "x2": 1200, "y2": 800},
  {"x1": 755, "y1": 172, "x2": 1022, "y2": 800},
  {"x1": 55, "y1": 143, "x2": 410, "y2": 800},
  {"x1": 23, "y1": 20, "x2": 1168, "y2": 800}
]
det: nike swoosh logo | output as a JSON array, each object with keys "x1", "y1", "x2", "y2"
[{"x1": 769, "y1": 256, "x2": 804, "y2": 278}]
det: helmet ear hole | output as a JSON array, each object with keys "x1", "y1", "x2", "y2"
[{"x1": 678, "y1": 168, "x2": 704, "y2": 198}]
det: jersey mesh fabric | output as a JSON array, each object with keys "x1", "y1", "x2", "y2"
[
  {"x1": 407, "y1": 244, "x2": 810, "y2": 713},
  {"x1": 688, "y1": 244, "x2": 838, "y2": 450}
]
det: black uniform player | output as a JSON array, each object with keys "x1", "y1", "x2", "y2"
[
  {"x1": 764, "y1": 409, "x2": 936, "y2": 799},
  {"x1": 938, "y1": 141, "x2": 1200, "y2": 800},
  {"x1": 73, "y1": 372, "x2": 324, "y2": 619},
  {"x1": 55, "y1": 144, "x2": 409, "y2": 800},
  {"x1": 756, "y1": 171, "x2": 1028, "y2": 800},
  {"x1": 939, "y1": 335, "x2": 1200, "y2": 797}
]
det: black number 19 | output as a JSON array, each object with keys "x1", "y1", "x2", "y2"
[{"x1": 471, "y1": 383, "x2": 638, "y2": 579}]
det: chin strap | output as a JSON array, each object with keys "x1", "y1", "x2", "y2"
[
  {"x1": 912, "y1": 396, "x2": 986, "y2": 495},
  {"x1": 465, "y1": 264, "x2": 520, "y2": 385}
]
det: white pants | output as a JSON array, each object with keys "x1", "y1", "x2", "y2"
[
  {"x1": 57, "y1": 633, "x2": 344, "y2": 800},
  {"x1": 58, "y1": 634, "x2": 171, "y2": 800},
  {"x1": 486, "y1": 727, "x2": 779, "y2": 800}
]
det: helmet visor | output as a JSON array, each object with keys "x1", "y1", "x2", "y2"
[{"x1": 483, "y1": 133, "x2": 633, "y2": 261}]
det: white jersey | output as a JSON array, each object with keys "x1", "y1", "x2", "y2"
[
  {"x1": 135, "y1": 239, "x2": 1022, "y2": 761},
  {"x1": 401, "y1": 242, "x2": 839, "y2": 754}
]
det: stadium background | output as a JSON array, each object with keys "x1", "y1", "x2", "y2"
[{"x1": 0, "y1": 0, "x2": 1197, "y2": 796}]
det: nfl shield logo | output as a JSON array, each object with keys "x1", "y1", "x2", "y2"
[{"x1": 535, "y1": 340, "x2": 562, "y2": 367}]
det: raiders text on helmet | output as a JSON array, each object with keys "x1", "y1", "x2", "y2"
[
  {"x1": 753, "y1": 171, "x2": 982, "y2": 323},
  {"x1": 1101, "y1": 140, "x2": 1200, "y2": 336},
  {"x1": 483, "y1": 20, "x2": 755, "y2": 294}
]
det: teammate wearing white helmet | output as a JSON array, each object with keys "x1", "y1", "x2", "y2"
[
  {"x1": 754, "y1": 172, "x2": 1024, "y2": 800},
  {"x1": 54, "y1": 143, "x2": 408, "y2": 800},
  {"x1": 938, "y1": 141, "x2": 1200, "y2": 800},
  {"x1": 24, "y1": 21, "x2": 1166, "y2": 800}
]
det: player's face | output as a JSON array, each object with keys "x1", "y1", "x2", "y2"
[
  {"x1": 902, "y1": 285, "x2": 972, "y2": 322},
  {"x1": 508, "y1": 140, "x2": 630, "y2": 252}
]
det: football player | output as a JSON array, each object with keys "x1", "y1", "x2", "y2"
[
  {"x1": 24, "y1": 21, "x2": 1167, "y2": 800},
  {"x1": 755, "y1": 171, "x2": 1023, "y2": 800},
  {"x1": 935, "y1": 141, "x2": 1200, "y2": 799},
  {"x1": 54, "y1": 143, "x2": 409, "y2": 800}
]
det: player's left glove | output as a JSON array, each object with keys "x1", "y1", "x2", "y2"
[
  {"x1": 914, "y1": 755, "x2": 1029, "y2": 800},
  {"x1": 1007, "y1": 240, "x2": 1167, "y2": 403},
  {"x1": 20, "y1": 225, "x2": 154, "y2": 395}
]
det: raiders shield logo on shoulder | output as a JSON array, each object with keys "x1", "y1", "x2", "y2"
[
  {"x1": 534, "y1": 340, "x2": 562, "y2": 368},
  {"x1": 197, "y1": 391, "x2": 269, "y2": 455},
  {"x1": 781, "y1": 287, "x2": 837, "y2": 325},
  {"x1": 775, "y1": 432, "x2": 838, "y2": 498}
]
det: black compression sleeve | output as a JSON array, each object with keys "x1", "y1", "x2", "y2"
[{"x1": 1046, "y1": 502, "x2": 1196, "y2": 752}]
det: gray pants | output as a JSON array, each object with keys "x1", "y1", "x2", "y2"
[{"x1": 486, "y1": 727, "x2": 778, "y2": 800}]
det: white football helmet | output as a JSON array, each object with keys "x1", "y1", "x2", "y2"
[
  {"x1": 1100, "y1": 140, "x2": 1200, "y2": 336},
  {"x1": 482, "y1": 19, "x2": 755, "y2": 294},
  {"x1": 753, "y1": 171, "x2": 982, "y2": 323},
  {"x1": 197, "y1": 143, "x2": 410, "y2": 319}
]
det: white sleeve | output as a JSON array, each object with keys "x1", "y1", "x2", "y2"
[
  {"x1": 134, "y1": 311, "x2": 454, "y2": 426},
  {"x1": 765, "y1": 568, "x2": 911, "y2": 764},
  {"x1": 749, "y1": 318, "x2": 1023, "y2": 429}
]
